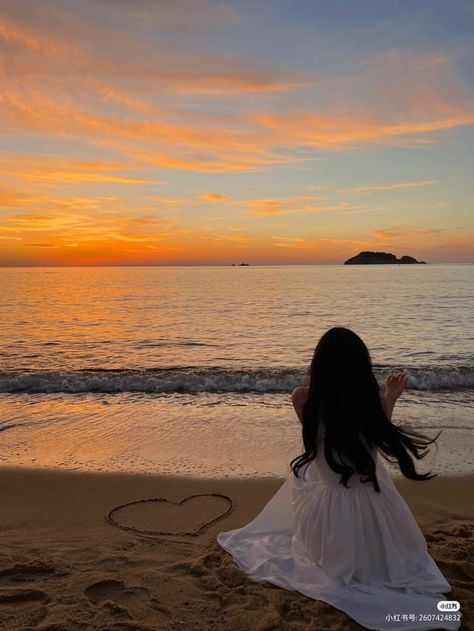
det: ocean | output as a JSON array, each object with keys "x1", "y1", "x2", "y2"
[{"x1": 0, "y1": 264, "x2": 472, "y2": 478}]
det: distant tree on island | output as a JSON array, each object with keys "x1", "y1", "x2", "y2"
[{"x1": 344, "y1": 251, "x2": 427, "y2": 265}]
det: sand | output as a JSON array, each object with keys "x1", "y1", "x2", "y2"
[{"x1": 0, "y1": 467, "x2": 472, "y2": 631}]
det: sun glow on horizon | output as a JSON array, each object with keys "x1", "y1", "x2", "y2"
[{"x1": 0, "y1": 1, "x2": 473, "y2": 265}]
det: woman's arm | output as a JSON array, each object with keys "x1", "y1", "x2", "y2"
[{"x1": 381, "y1": 372, "x2": 407, "y2": 420}]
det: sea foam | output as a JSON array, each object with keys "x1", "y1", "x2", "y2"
[{"x1": 0, "y1": 365, "x2": 472, "y2": 394}]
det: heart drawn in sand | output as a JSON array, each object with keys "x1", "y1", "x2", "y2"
[{"x1": 106, "y1": 493, "x2": 233, "y2": 537}]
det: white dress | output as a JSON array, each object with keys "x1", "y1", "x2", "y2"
[{"x1": 217, "y1": 433, "x2": 461, "y2": 631}]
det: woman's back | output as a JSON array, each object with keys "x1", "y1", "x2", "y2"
[
  {"x1": 296, "y1": 423, "x2": 383, "y2": 489},
  {"x1": 291, "y1": 426, "x2": 431, "y2": 586}
]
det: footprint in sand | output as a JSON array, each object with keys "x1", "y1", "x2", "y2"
[
  {"x1": 0, "y1": 561, "x2": 65, "y2": 583},
  {"x1": 0, "y1": 588, "x2": 49, "y2": 630},
  {"x1": 85, "y1": 578, "x2": 169, "y2": 622},
  {"x1": 431, "y1": 520, "x2": 474, "y2": 539},
  {"x1": 181, "y1": 548, "x2": 271, "y2": 611},
  {"x1": 431, "y1": 535, "x2": 474, "y2": 561},
  {"x1": 425, "y1": 520, "x2": 474, "y2": 583}
]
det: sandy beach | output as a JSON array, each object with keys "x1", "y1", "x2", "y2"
[{"x1": 0, "y1": 467, "x2": 472, "y2": 631}]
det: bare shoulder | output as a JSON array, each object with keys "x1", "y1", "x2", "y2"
[
  {"x1": 291, "y1": 385, "x2": 309, "y2": 401},
  {"x1": 291, "y1": 386, "x2": 308, "y2": 423},
  {"x1": 291, "y1": 386, "x2": 309, "y2": 409}
]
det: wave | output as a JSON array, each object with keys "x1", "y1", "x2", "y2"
[{"x1": 0, "y1": 365, "x2": 472, "y2": 394}]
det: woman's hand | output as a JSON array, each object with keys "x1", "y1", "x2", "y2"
[{"x1": 385, "y1": 372, "x2": 407, "y2": 401}]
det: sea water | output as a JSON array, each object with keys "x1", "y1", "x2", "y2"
[{"x1": 0, "y1": 264, "x2": 472, "y2": 477}]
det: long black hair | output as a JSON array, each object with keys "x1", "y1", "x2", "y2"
[{"x1": 290, "y1": 327, "x2": 440, "y2": 492}]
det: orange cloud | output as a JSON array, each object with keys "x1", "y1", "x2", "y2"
[
  {"x1": 248, "y1": 49, "x2": 474, "y2": 150},
  {"x1": 0, "y1": 153, "x2": 160, "y2": 186},
  {"x1": 145, "y1": 196, "x2": 182, "y2": 205},
  {"x1": 0, "y1": 16, "x2": 78, "y2": 56},
  {"x1": 368, "y1": 226, "x2": 446, "y2": 240},
  {"x1": 234, "y1": 195, "x2": 360, "y2": 216},
  {"x1": 31, "y1": 172, "x2": 153, "y2": 185},
  {"x1": 0, "y1": 188, "x2": 33, "y2": 206},
  {"x1": 96, "y1": 141, "x2": 291, "y2": 173},
  {"x1": 24, "y1": 242, "x2": 56, "y2": 247},
  {"x1": 271, "y1": 236, "x2": 371, "y2": 249},
  {"x1": 251, "y1": 111, "x2": 474, "y2": 149},
  {"x1": 199, "y1": 192, "x2": 232, "y2": 202},
  {"x1": 1, "y1": 32, "x2": 473, "y2": 182},
  {"x1": 199, "y1": 233, "x2": 254, "y2": 243},
  {"x1": 0, "y1": 10, "x2": 307, "y2": 96},
  {"x1": 340, "y1": 180, "x2": 437, "y2": 194},
  {"x1": 0, "y1": 184, "x2": 183, "y2": 252},
  {"x1": 2, "y1": 81, "x2": 471, "y2": 177},
  {"x1": 0, "y1": 86, "x2": 295, "y2": 173}
]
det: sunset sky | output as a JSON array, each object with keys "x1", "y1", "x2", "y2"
[{"x1": 1, "y1": 0, "x2": 473, "y2": 265}]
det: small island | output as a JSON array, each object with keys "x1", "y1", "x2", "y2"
[
  {"x1": 344, "y1": 251, "x2": 427, "y2": 265},
  {"x1": 231, "y1": 262, "x2": 250, "y2": 266}
]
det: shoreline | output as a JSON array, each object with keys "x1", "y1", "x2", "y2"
[{"x1": 0, "y1": 467, "x2": 472, "y2": 630}]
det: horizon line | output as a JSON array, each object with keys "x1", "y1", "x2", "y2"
[{"x1": 1, "y1": 262, "x2": 473, "y2": 269}]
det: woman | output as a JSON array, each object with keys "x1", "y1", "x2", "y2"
[{"x1": 217, "y1": 327, "x2": 461, "y2": 630}]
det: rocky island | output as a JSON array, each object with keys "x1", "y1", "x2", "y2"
[{"x1": 344, "y1": 251, "x2": 426, "y2": 265}]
